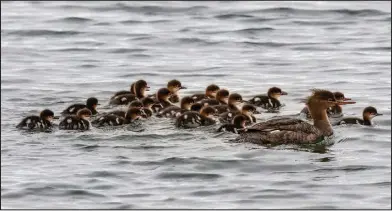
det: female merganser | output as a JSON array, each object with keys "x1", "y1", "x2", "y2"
[
  {"x1": 236, "y1": 89, "x2": 356, "y2": 145},
  {"x1": 16, "y1": 109, "x2": 55, "y2": 130},
  {"x1": 219, "y1": 104, "x2": 257, "y2": 124},
  {"x1": 175, "y1": 106, "x2": 217, "y2": 128},
  {"x1": 111, "y1": 80, "x2": 150, "y2": 100},
  {"x1": 109, "y1": 80, "x2": 150, "y2": 105},
  {"x1": 300, "y1": 91, "x2": 351, "y2": 119},
  {"x1": 200, "y1": 89, "x2": 230, "y2": 107},
  {"x1": 151, "y1": 88, "x2": 174, "y2": 113},
  {"x1": 140, "y1": 97, "x2": 156, "y2": 118},
  {"x1": 213, "y1": 93, "x2": 246, "y2": 114},
  {"x1": 61, "y1": 97, "x2": 99, "y2": 115},
  {"x1": 93, "y1": 107, "x2": 144, "y2": 127},
  {"x1": 248, "y1": 87, "x2": 288, "y2": 110},
  {"x1": 157, "y1": 96, "x2": 195, "y2": 118},
  {"x1": 191, "y1": 84, "x2": 220, "y2": 102},
  {"x1": 59, "y1": 108, "x2": 92, "y2": 131},
  {"x1": 334, "y1": 106, "x2": 382, "y2": 126},
  {"x1": 218, "y1": 114, "x2": 250, "y2": 134}
]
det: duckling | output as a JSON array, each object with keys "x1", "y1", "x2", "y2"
[
  {"x1": 191, "y1": 84, "x2": 220, "y2": 102},
  {"x1": 190, "y1": 102, "x2": 204, "y2": 112},
  {"x1": 200, "y1": 89, "x2": 230, "y2": 107},
  {"x1": 148, "y1": 79, "x2": 186, "y2": 103},
  {"x1": 16, "y1": 109, "x2": 55, "y2": 130},
  {"x1": 248, "y1": 87, "x2": 288, "y2": 110},
  {"x1": 213, "y1": 93, "x2": 246, "y2": 114},
  {"x1": 140, "y1": 97, "x2": 156, "y2": 118},
  {"x1": 175, "y1": 106, "x2": 217, "y2": 128},
  {"x1": 334, "y1": 106, "x2": 382, "y2": 126},
  {"x1": 61, "y1": 97, "x2": 99, "y2": 116},
  {"x1": 109, "y1": 80, "x2": 150, "y2": 105},
  {"x1": 93, "y1": 107, "x2": 145, "y2": 127},
  {"x1": 92, "y1": 100, "x2": 144, "y2": 125},
  {"x1": 157, "y1": 96, "x2": 195, "y2": 118},
  {"x1": 219, "y1": 104, "x2": 257, "y2": 124},
  {"x1": 59, "y1": 108, "x2": 92, "y2": 131},
  {"x1": 151, "y1": 88, "x2": 174, "y2": 113},
  {"x1": 217, "y1": 114, "x2": 250, "y2": 134},
  {"x1": 111, "y1": 80, "x2": 150, "y2": 100}
]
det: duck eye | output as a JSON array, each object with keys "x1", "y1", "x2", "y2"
[{"x1": 327, "y1": 98, "x2": 333, "y2": 102}]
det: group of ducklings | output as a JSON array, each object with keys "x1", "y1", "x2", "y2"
[{"x1": 16, "y1": 79, "x2": 382, "y2": 134}]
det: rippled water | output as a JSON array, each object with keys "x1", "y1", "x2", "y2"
[{"x1": 1, "y1": 1, "x2": 391, "y2": 209}]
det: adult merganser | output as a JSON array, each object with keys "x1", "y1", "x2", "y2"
[{"x1": 236, "y1": 89, "x2": 356, "y2": 145}]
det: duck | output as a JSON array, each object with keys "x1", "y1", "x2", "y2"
[
  {"x1": 217, "y1": 114, "x2": 250, "y2": 134},
  {"x1": 299, "y1": 91, "x2": 351, "y2": 119},
  {"x1": 16, "y1": 109, "x2": 55, "y2": 130},
  {"x1": 151, "y1": 88, "x2": 174, "y2": 113},
  {"x1": 248, "y1": 87, "x2": 288, "y2": 110},
  {"x1": 191, "y1": 84, "x2": 220, "y2": 102},
  {"x1": 213, "y1": 93, "x2": 246, "y2": 114},
  {"x1": 190, "y1": 102, "x2": 204, "y2": 112},
  {"x1": 93, "y1": 107, "x2": 145, "y2": 127},
  {"x1": 175, "y1": 106, "x2": 217, "y2": 128},
  {"x1": 140, "y1": 97, "x2": 156, "y2": 118},
  {"x1": 59, "y1": 108, "x2": 92, "y2": 131},
  {"x1": 219, "y1": 104, "x2": 257, "y2": 124},
  {"x1": 61, "y1": 97, "x2": 99, "y2": 116},
  {"x1": 109, "y1": 80, "x2": 150, "y2": 105},
  {"x1": 156, "y1": 96, "x2": 195, "y2": 118},
  {"x1": 111, "y1": 79, "x2": 150, "y2": 100},
  {"x1": 235, "y1": 89, "x2": 356, "y2": 145},
  {"x1": 334, "y1": 106, "x2": 382, "y2": 126},
  {"x1": 92, "y1": 100, "x2": 144, "y2": 125},
  {"x1": 148, "y1": 79, "x2": 186, "y2": 103},
  {"x1": 200, "y1": 89, "x2": 230, "y2": 107}
]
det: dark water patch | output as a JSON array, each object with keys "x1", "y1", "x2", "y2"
[
  {"x1": 49, "y1": 17, "x2": 93, "y2": 23},
  {"x1": 313, "y1": 165, "x2": 387, "y2": 173},
  {"x1": 241, "y1": 41, "x2": 291, "y2": 47},
  {"x1": 86, "y1": 171, "x2": 123, "y2": 179},
  {"x1": 120, "y1": 19, "x2": 172, "y2": 25},
  {"x1": 49, "y1": 47, "x2": 96, "y2": 52},
  {"x1": 88, "y1": 184, "x2": 116, "y2": 190},
  {"x1": 214, "y1": 14, "x2": 254, "y2": 19},
  {"x1": 190, "y1": 188, "x2": 239, "y2": 197},
  {"x1": 109, "y1": 48, "x2": 147, "y2": 54},
  {"x1": 292, "y1": 20, "x2": 357, "y2": 26},
  {"x1": 113, "y1": 145, "x2": 173, "y2": 150},
  {"x1": 300, "y1": 205, "x2": 339, "y2": 209},
  {"x1": 65, "y1": 189, "x2": 106, "y2": 198},
  {"x1": 157, "y1": 172, "x2": 222, "y2": 180},
  {"x1": 129, "y1": 53, "x2": 151, "y2": 58},
  {"x1": 5, "y1": 29, "x2": 82, "y2": 37},
  {"x1": 72, "y1": 144, "x2": 101, "y2": 151},
  {"x1": 357, "y1": 46, "x2": 391, "y2": 51},
  {"x1": 176, "y1": 37, "x2": 222, "y2": 45},
  {"x1": 116, "y1": 193, "x2": 152, "y2": 198},
  {"x1": 94, "y1": 3, "x2": 208, "y2": 14},
  {"x1": 252, "y1": 7, "x2": 387, "y2": 16},
  {"x1": 79, "y1": 64, "x2": 98, "y2": 68},
  {"x1": 241, "y1": 17, "x2": 282, "y2": 23},
  {"x1": 1, "y1": 78, "x2": 33, "y2": 84},
  {"x1": 251, "y1": 192, "x2": 308, "y2": 199}
]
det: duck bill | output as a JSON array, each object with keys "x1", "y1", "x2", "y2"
[
  {"x1": 343, "y1": 98, "x2": 351, "y2": 101},
  {"x1": 180, "y1": 86, "x2": 187, "y2": 89},
  {"x1": 375, "y1": 113, "x2": 383, "y2": 116},
  {"x1": 281, "y1": 91, "x2": 288, "y2": 95},
  {"x1": 145, "y1": 86, "x2": 150, "y2": 91},
  {"x1": 241, "y1": 100, "x2": 249, "y2": 103},
  {"x1": 337, "y1": 101, "x2": 356, "y2": 105}
]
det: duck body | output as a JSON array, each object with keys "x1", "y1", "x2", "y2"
[
  {"x1": 16, "y1": 116, "x2": 52, "y2": 130},
  {"x1": 219, "y1": 111, "x2": 256, "y2": 124},
  {"x1": 157, "y1": 106, "x2": 184, "y2": 118},
  {"x1": 59, "y1": 115, "x2": 90, "y2": 130},
  {"x1": 249, "y1": 95, "x2": 281, "y2": 109},
  {"x1": 335, "y1": 117, "x2": 370, "y2": 126},
  {"x1": 175, "y1": 111, "x2": 215, "y2": 128},
  {"x1": 93, "y1": 114, "x2": 129, "y2": 127},
  {"x1": 61, "y1": 97, "x2": 99, "y2": 115},
  {"x1": 218, "y1": 114, "x2": 249, "y2": 134},
  {"x1": 109, "y1": 94, "x2": 138, "y2": 106}
]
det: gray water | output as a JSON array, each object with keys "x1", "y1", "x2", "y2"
[{"x1": 1, "y1": 1, "x2": 391, "y2": 209}]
